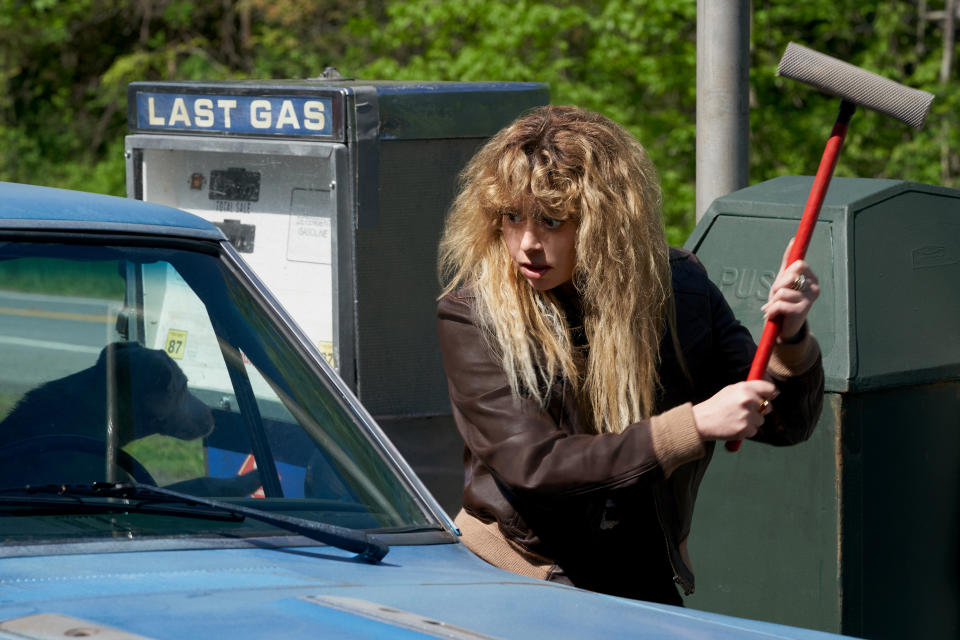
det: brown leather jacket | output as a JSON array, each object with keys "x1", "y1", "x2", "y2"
[{"x1": 437, "y1": 248, "x2": 824, "y2": 601}]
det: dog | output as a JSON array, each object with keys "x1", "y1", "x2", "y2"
[
  {"x1": 0, "y1": 342, "x2": 214, "y2": 448},
  {"x1": 0, "y1": 342, "x2": 266, "y2": 494}
]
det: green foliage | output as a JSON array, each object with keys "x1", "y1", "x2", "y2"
[
  {"x1": 0, "y1": 0, "x2": 130, "y2": 190},
  {"x1": 123, "y1": 434, "x2": 207, "y2": 486},
  {"x1": 0, "y1": 0, "x2": 956, "y2": 244},
  {"x1": 750, "y1": 0, "x2": 956, "y2": 189},
  {"x1": 342, "y1": 0, "x2": 698, "y2": 242},
  {"x1": 0, "y1": 392, "x2": 18, "y2": 421},
  {"x1": 0, "y1": 258, "x2": 125, "y2": 299}
]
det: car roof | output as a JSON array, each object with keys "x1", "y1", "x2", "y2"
[{"x1": 0, "y1": 181, "x2": 225, "y2": 241}]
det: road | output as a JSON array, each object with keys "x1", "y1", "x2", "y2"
[{"x1": 0, "y1": 290, "x2": 118, "y2": 391}]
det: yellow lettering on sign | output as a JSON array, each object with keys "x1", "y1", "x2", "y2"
[
  {"x1": 168, "y1": 98, "x2": 192, "y2": 126},
  {"x1": 275, "y1": 100, "x2": 301, "y2": 129},
  {"x1": 250, "y1": 100, "x2": 271, "y2": 128},
  {"x1": 147, "y1": 97, "x2": 165, "y2": 126},
  {"x1": 165, "y1": 329, "x2": 188, "y2": 360},
  {"x1": 194, "y1": 98, "x2": 214, "y2": 127},
  {"x1": 217, "y1": 99, "x2": 237, "y2": 128},
  {"x1": 303, "y1": 101, "x2": 326, "y2": 131}
]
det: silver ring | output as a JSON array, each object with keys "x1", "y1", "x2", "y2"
[{"x1": 791, "y1": 273, "x2": 808, "y2": 291}]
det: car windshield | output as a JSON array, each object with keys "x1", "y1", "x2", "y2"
[{"x1": 0, "y1": 239, "x2": 434, "y2": 545}]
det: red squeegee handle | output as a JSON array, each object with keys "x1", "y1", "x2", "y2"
[{"x1": 725, "y1": 100, "x2": 856, "y2": 453}]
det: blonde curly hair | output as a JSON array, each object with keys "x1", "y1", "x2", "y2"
[{"x1": 439, "y1": 105, "x2": 675, "y2": 433}]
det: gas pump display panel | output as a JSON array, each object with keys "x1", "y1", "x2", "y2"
[{"x1": 127, "y1": 136, "x2": 346, "y2": 372}]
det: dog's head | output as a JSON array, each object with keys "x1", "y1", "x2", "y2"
[{"x1": 96, "y1": 342, "x2": 214, "y2": 443}]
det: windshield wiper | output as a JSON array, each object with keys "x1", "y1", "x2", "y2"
[
  {"x1": 0, "y1": 491, "x2": 244, "y2": 522},
  {"x1": 0, "y1": 482, "x2": 389, "y2": 563}
]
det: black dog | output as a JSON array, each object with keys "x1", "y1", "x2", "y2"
[
  {"x1": 0, "y1": 342, "x2": 214, "y2": 448},
  {"x1": 0, "y1": 342, "x2": 259, "y2": 495}
]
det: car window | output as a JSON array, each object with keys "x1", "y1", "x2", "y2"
[{"x1": 0, "y1": 241, "x2": 432, "y2": 543}]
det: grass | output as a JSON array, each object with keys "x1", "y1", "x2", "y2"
[
  {"x1": 1, "y1": 392, "x2": 207, "y2": 486},
  {"x1": 0, "y1": 392, "x2": 19, "y2": 421},
  {"x1": 123, "y1": 435, "x2": 207, "y2": 487},
  {"x1": 0, "y1": 392, "x2": 207, "y2": 486}
]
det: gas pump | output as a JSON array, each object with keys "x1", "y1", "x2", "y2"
[{"x1": 125, "y1": 77, "x2": 548, "y2": 511}]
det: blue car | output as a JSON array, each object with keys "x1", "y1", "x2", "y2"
[{"x1": 0, "y1": 182, "x2": 847, "y2": 639}]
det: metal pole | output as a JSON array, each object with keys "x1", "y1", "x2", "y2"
[
  {"x1": 696, "y1": 0, "x2": 750, "y2": 221},
  {"x1": 941, "y1": 0, "x2": 956, "y2": 84}
]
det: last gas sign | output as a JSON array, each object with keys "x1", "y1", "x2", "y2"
[{"x1": 134, "y1": 92, "x2": 337, "y2": 137}]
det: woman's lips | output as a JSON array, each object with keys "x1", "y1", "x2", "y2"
[{"x1": 520, "y1": 263, "x2": 550, "y2": 279}]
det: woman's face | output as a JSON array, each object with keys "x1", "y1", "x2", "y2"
[{"x1": 501, "y1": 211, "x2": 577, "y2": 291}]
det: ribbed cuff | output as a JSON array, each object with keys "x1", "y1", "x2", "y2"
[
  {"x1": 650, "y1": 403, "x2": 705, "y2": 478},
  {"x1": 768, "y1": 326, "x2": 820, "y2": 379},
  {"x1": 454, "y1": 509, "x2": 553, "y2": 580}
]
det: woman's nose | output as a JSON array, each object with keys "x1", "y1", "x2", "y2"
[{"x1": 519, "y1": 222, "x2": 542, "y2": 251}]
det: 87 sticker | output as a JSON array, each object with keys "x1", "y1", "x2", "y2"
[
  {"x1": 164, "y1": 329, "x2": 188, "y2": 360},
  {"x1": 317, "y1": 340, "x2": 335, "y2": 368}
]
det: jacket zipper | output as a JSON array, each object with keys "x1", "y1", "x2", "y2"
[{"x1": 653, "y1": 491, "x2": 694, "y2": 595}]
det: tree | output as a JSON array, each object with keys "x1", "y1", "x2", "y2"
[
  {"x1": 751, "y1": 0, "x2": 957, "y2": 189},
  {"x1": 0, "y1": 0, "x2": 955, "y2": 243},
  {"x1": 0, "y1": 0, "x2": 381, "y2": 195},
  {"x1": 342, "y1": 0, "x2": 699, "y2": 244}
]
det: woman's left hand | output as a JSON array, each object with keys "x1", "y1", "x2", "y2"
[{"x1": 761, "y1": 240, "x2": 820, "y2": 342}]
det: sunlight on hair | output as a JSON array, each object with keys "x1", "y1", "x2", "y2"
[{"x1": 439, "y1": 106, "x2": 676, "y2": 433}]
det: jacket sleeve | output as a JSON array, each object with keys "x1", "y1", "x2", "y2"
[
  {"x1": 437, "y1": 293, "x2": 706, "y2": 503},
  {"x1": 701, "y1": 262, "x2": 825, "y2": 446}
]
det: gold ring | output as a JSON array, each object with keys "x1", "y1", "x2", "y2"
[
  {"x1": 757, "y1": 398, "x2": 770, "y2": 414},
  {"x1": 791, "y1": 273, "x2": 808, "y2": 291}
]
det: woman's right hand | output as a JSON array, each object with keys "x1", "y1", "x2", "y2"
[{"x1": 692, "y1": 380, "x2": 778, "y2": 441}]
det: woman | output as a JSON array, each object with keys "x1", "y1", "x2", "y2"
[{"x1": 436, "y1": 105, "x2": 823, "y2": 604}]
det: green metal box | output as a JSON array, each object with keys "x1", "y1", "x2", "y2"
[{"x1": 683, "y1": 176, "x2": 960, "y2": 639}]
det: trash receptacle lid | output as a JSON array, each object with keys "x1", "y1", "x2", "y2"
[{"x1": 686, "y1": 176, "x2": 960, "y2": 393}]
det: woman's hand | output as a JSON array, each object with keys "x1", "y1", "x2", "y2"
[
  {"x1": 692, "y1": 380, "x2": 778, "y2": 441},
  {"x1": 761, "y1": 240, "x2": 820, "y2": 342}
]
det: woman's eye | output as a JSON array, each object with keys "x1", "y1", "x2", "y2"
[
  {"x1": 540, "y1": 216, "x2": 564, "y2": 230},
  {"x1": 502, "y1": 212, "x2": 523, "y2": 224}
]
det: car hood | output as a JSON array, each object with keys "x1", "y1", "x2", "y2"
[{"x1": 0, "y1": 541, "x2": 845, "y2": 639}]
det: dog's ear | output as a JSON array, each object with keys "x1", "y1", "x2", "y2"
[
  {"x1": 125, "y1": 347, "x2": 183, "y2": 402},
  {"x1": 121, "y1": 345, "x2": 213, "y2": 442},
  {"x1": 95, "y1": 342, "x2": 138, "y2": 376},
  {"x1": 102, "y1": 343, "x2": 180, "y2": 390},
  {"x1": 148, "y1": 350, "x2": 177, "y2": 391}
]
